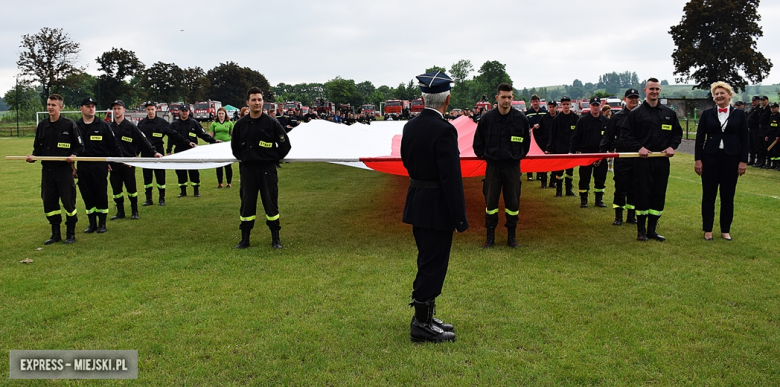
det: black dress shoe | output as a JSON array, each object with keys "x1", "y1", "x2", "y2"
[{"x1": 637, "y1": 232, "x2": 648, "y2": 242}]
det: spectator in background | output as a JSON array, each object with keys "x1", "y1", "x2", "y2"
[
  {"x1": 601, "y1": 105, "x2": 612, "y2": 119},
  {"x1": 240, "y1": 107, "x2": 249, "y2": 118},
  {"x1": 210, "y1": 107, "x2": 234, "y2": 188}
]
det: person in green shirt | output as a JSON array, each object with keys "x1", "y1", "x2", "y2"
[{"x1": 209, "y1": 107, "x2": 235, "y2": 188}]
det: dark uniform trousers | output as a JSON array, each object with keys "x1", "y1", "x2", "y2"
[
  {"x1": 143, "y1": 169, "x2": 167, "y2": 191},
  {"x1": 239, "y1": 161, "x2": 280, "y2": 231},
  {"x1": 110, "y1": 163, "x2": 138, "y2": 207},
  {"x1": 483, "y1": 163, "x2": 520, "y2": 229},
  {"x1": 42, "y1": 165, "x2": 78, "y2": 226},
  {"x1": 412, "y1": 226, "x2": 453, "y2": 302},
  {"x1": 176, "y1": 169, "x2": 200, "y2": 188},
  {"x1": 633, "y1": 157, "x2": 670, "y2": 217},
  {"x1": 749, "y1": 128, "x2": 760, "y2": 162},
  {"x1": 578, "y1": 159, "x2": 608, "y2": 194},
  {"x1": 552, "y1": 168, "x2": 574, "y2": 190},
  {"x1": 701, "y1": 150, "x2": 740, "y2": 233},
  {"x1": 77, "y1": 162, "x2": 109, "y2": 216},
  {"x1": 612, "y1": 158, "x2": 635, "y2": 210}
]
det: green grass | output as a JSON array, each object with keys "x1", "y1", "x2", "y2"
[{"x1": 1, "y1": 137, "x2": 779, "y2": 385}]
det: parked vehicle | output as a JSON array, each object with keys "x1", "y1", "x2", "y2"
[
  {"x1": 193, "y1": 100, "x2": 222, "y2": 122},
  {"x1": 511, "y1": 100, "x2": 526, "y2": 112},
  {"x1": 410, "y1": 98, "x2": 424, "y2": 116},
  {"x1": 384, "y1": 99, "x2": 409, "y2": 120}
]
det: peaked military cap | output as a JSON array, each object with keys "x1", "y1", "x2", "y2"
[{"x1": 416, "y1": 71, "x2": 454, "y2": 93}]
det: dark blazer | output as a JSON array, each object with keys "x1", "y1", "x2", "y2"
[
  {"x1": 695, "y1": 107, "x2": 749, "y2": 163},
  {"x1": 401, "y1": 109, "x2": 468, "y2": 232}
]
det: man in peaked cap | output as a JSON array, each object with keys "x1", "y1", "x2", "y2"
[{"x1": 401, "y1": 71, "x2": 468, "y2": 343}]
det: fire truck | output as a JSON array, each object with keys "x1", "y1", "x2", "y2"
[
  {"x1": 193, "y1": 100, "x2": 222, "y2": 122},
  {"x1": 475, "y1": 101, "x2": 492, "y2": 112},
  {"x1": 337, "y1": 103, "x2": 352, "y2": 115},
  {"x1": 579, "y1": 99, "x2": 591, "y2": 116},
  {"x1": 168, "y1": 102, "x2": 193, "y2": 120},
  {"x1": 310, "y1": 99, "x2": 335, "y2": 115},
  {"x1": 511, "y1": 100, "x2": 526, "y2": 112},
  {"x1": 360, "y1": 103, "x2": 376, "y2": 118},
  {"x1": 604, "y1": 97, "x2": 623, "y2": 114},
  {"x1": 263, "y1": 102, "x2": 281, "y2": 115},
  {"x1": 384, "y1": 99, "x2": 409, "y2": 120},
  {"x1": 283, "y1": 101, "x2": 302, "y2": 113},
  {"x1": 410, "y1": 98, "x2": 424, "y2": 116}
]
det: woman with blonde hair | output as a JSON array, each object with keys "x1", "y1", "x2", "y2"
[{"x1": 694, "y1": 81, "x2": 749, "y2": 241}]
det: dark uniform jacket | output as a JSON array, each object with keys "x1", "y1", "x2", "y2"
[
  {"x1": 472, "y1": 107, "x2": 530, "y2": 166},
  {"x1": 620, "y1": 101, "x2": 683, "y2": 152},
  {"x1": 758, "y1": 104, "x2": 772, "y2": 136},
  {"x1": 694, "y1": 107, "x2": 749, "y2": 163},
  {"x1": 33, "y1": 116, "x2": 83, "y2": 168},
  {"x1": 111, "y1": 118, "x2": 156, "y2": 157},
  {"x1": 600, "y1": 106, "x2": 632, "y2": 152},
  {"x1": 525, "y1": 106, "x2": 547, "y2": 129},
  {"x1": 137, "y1": 116, "x2": 190, "y2": 156},
  {"x1": 767, "y1": 112, "x2": 780, "y2": 140},
  {"x1": 167, "y1": 117, "x2": 216, "y2": 154},
  {"x1": 747, "y1": 105, "x2": 762, "y2": 130},
  {"x1": 76, "y1": 119, "x2": 122, "y2": 158},
  {"x1": 536, "y1": 112, "x2": 555, "y2": 152},
  {"x1": 571, "y1": 113, "x2": 609, "y2": 154},
  {"x1": 547, "y1": 111, "x2": 579, "y2": 154},
  {"x1": 231, "y1": 113, "x2": 291, "y2": 163},
  {"x1": 401, "y1": 109, "x2": 468, "y2": 233},
  {"x1": 277, "y1": 114, "x2": 299, "y2": 131}
]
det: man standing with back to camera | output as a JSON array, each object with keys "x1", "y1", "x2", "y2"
[
  {"x1": 473, "y1": 83, "x2": 529, "y2": 248},
  {"x1": 401, "y1": 71, "x2": 468, "y2": 343}
]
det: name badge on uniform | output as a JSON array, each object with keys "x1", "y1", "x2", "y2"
[
  {"x1": 570, "y1": 125, "x2": 576, "y2": 130},
  {"x1": 601, "y1": 131, "x2": 604, "y2": 135},
  {"x1": 153, "y1": 132, "x2": 163, "y2": 137},
  {"x1": 57, "y1": 142, "x2": 71, "y2": 148},
  {"x1": 189, "y1": 132, "x2": 197, "y2": 137},
  {"x1": 511, "y1": 136, "x2": 523, "y2": 143},
  {"x1": 259, "y1": 141, "x2": 273, "y2": 148},
  {"x1": 122, "y1": 136, "x2": 133, "y2": 142},
  {"x1": 90, "y1": 135, "x2": 102, "y2": 141},
  {"x1": 771, "y1": 123, "x2": 778, "y2": 127},
  {"x1": 661, "y1": 124, "x2": 672, "y2": 131}
]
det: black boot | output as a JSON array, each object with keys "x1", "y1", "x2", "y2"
[
  {"x1": 761, "y1": 159, "x2": 771, "y2": 169},
  {"x1": 507, "y1": 227, "x2": 519, "y2": 248},
  {"x1": 555, "y1": 182, "x2": 562, "y2": 197},
  {"x1": 482, "y1": 228, "x2": 495, "y2": 248},
  {"x1": 595, "y1": 193, "x2": 606, "y2": 208},
  {"x1": 130, "y1": 198, "x2": 139, "y2": 219},
  {"x1": 613, "y1": 208, "x2": 623, "y2": 226},
  {"x1": 63, "y1": 224, "x2": 76, "y2": 244},
  {"x1": 234, "y1": 229, "x2": 251, "y2": 249},
  {"x1": 580, "y1": 193, "x2": 588, "y2": 208},
  {"x1": 142, "y1": 188, "x2": 153, "y2": 206},
  {"x1": 647, "y1": 215, "x2": 665, "y2": 242},
  {"x1": 44, "y1": 224, "x2": 62, "y2": 245},
  {"x1": 177, "y1": 186, "x2": 187, "y2": 198},
  {"x1": 83, "y1": 213, "x2": 98, "y2": 233},
  {"x1": 747, "y1": 155, "x2": 754, "y2": 166},
  {"x1": 271, "y1": 229, "x2": 283, "y2": 249},
  {"x1": 96, "y1": 213, "x2": 107, "y2": 233},
  {"x1": 158, "y1": 189, "x2": 166, "y2": 206},
  {"x1": 193, "y1": 186, "x2": 200, "y2": 197},
  {"x1": 626, "y1": 209, "x2": 637, "y2": 224},
  {"x1": 110, "y1": 205, "x2": 125, "y2": 221},
  {"x1": 636, "y1": 215, "x2": 648, "y2": 241},
  {"x1": 565, "y1": 189, "x2": 576, "y2": 197},
  {"x1": 540, "y1": 178, "x2": 547, "y2": 189},
  {"x1": 410, "y1": 299, "x2": 456, "y2": 343}
]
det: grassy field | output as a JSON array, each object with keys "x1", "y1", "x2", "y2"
[{"x1": 1, "y1": 137, "x2": 779, "y2": 385}]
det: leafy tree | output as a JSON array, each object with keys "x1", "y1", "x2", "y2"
[
  {"x1": 16, "y1": 27, "x2": 84, "y2": 102},
  {"x1": 424, "y1": 66, "x2": 447, "y2": 74},
  {"x1": 142, "y1": 62, "x2": 184, "y2": 103},
  {"x1": 669, "y1": 0, "x2": 773, "y2": 93},
  {"x1": 661, "y1": 79, "x2": 670, "y2": 85},
  {"x1": 95, "y1": 48, "x2": 144, "y2": 107},
  {"x1": 325, "y1": 76, "x2": 361, "y2": 106},
  {"x1": 182, "y1": 67, "x2": 210, "y2": 103},
  {"x1": 0, "y1": 98, "x2": 7, "y2": 111},
  {"x1": 58, "y1": 73, "x2": 97, "y2": 107},
  {"x1": 2, "y1": 81, "x2": 43, "y2": 121},
  {"x1": 355, "y1": 81, "x2": 375, "y2": 102},
  {"x1": 207, "y1": 62, "x2": 273, "y2": 108},
  {"x1": 475, "y1": 60, "x2": 512, "y2": 95}
]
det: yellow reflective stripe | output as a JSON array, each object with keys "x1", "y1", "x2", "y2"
[
  {"x1": 179, "y1": 183, "x2": 188, "y2": 187},
  {"x1": 593, "y1": 189, "x2": 605, "y2": 193},
  {"x1": 570, "y1": 125, "x2": 576, "y2": 130},
  {"x1": 648, "y1": 209, "x2": 663, "y2": 216},
  {"x1": 127, "y1": 192, "x2": 139, "y2": 197},
  {"x1": 485, "y1": 208, "x2": 499, "y2": 215},
  {"x1": 45, "y1": 210, "x2": 61, "y2": 217},
  {"x1": 97, "y1": 209, "x2": 109, "y2": 214},
  {"x1": 189, "y1": 132, "x2": 197, "y2": 137},
  {"x1": 86, "y1": 207, "x2": 97, "y2": 214},
  {"x1": 661, "y1": 124, "x2": 672, "y2": 130},
  {"x1": 613, "y1": 204, "x2": 624, "y2": 209},
  {"x1": 579, "y1": 189, "x2": 588, "y2": 193},
  {"x1": 624, "y1": 204, "x2": 635, "y2": 210},
  {"x1": 66, "y1": 209, "x2": 77, "y2": 217},
  {"x1": 511, "y1": 136, "x2": 523, "y2": 142},
  {"x1": 144, "y1": 184, "x2": 154, "y2": 189},
  {"x1": 157, "y1": 184, "x2": 166, "y2": 189},
  {"x1": 113, "y1": 193, "x2": 124, "y2": 199},
  {"x1": 635, "y1": 210, "x2": 648, "y2": 216},
  {"x1": 240, "y1": 215, "x2": 257, "y2": 222},
  {"x1": 152, "y1": 132, "x2": 163, "y2": 137},
  {"x1": 191, "y1": 183, "x2": 200, "y2": 187},
  {"x1": 565, "y1": 174, "x2": 573, "y2": 179},
  {"x1": 266, "y1": 214, "x2": 280, "y2": 221},
  {"x1": 505, "y1": 209, "x2": 519, "y2": 216}
]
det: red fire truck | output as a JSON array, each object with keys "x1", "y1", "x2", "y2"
[
  {"x1": 310, "y1": 99, "x2": 335, "y2": 115},
  {"x1": 511, "y1": 100, "x2": 526, "y2": 112},
  {"x1": 475, "y1": 101, "x2": 492, "y2": 112},
  {"x1": 193, "y1": 100, "x2": 222, "y2": 122},
  {"x1": 283, "y1": 101, "x2": 302, "y2": 113},
  {"x1": 360, "y1": 103, "x2": 376, "y2": 117},
  {"x1": 410, "y1": 98, "x2": 424, "y2": 116},
  {"x1": 384, "y1": 99, "x2": 409, "y2": 120},
  {"x1": 263, "y1": 102, "x2": 282, "y2": 115}
]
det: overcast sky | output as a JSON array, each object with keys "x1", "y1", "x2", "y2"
[{"x1": 2, "y1": 0, "x2": 779, "y2": 97}]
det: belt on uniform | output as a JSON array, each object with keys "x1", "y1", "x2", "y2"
[{"x1": 409, "y1": 179, "x2": 440, "y2": 189}]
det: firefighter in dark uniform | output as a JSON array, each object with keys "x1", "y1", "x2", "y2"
[
  {"x1": 524, "y1": 94, "x2": 547, "y2": 182},
  {"x1": 75, "y1": 97, "x2": 122, "y2": 234},
  {"x1": 401, "y1": 71, "x2": 467, "y2": 343},
  {"x1": 276, "y1": 109, "x2": 298, "y2": 132},
  {"x1": 766, "y1": 103, "x2": 780, "y2": 170},
  {"x1": 746, "y1": 96, "x2": 761, "y2": 166},
  {"x1": 620, "y1": 78, "x2": 683, "y2": 242},
  {"x1": 109, "y1": 100, "x2": 162, "y2": 220},
  {"x1": 232, "y1": 87, "x2": 291, "y2": 249},
  {"x1": 571, "y1": 97, "x2": 609, "y2": 208},
  {"x1": 547, "y1": 96, "x2": 579, "y2": 197},
  {"x1": 167, "y1": 105, "x2": 219, "y2": 198},
  {"x1": 27, "y1": 94, "x2": 83, "y2": 245},
  {"x1": 473, "y1": 83, "x2": 529, "y2": 248},
  {"x1": 756, "y1": 96, "x2": 771, "y2": 168},
  {"x1": 535, "y1": 100, "x2": 557, "y2": 189},
  {"x1": 600, "y1": 89, "x2": 640, "y2": 225},
  {"x1": 137, "y1": 101, "x2": 194, "y2": 206}
]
